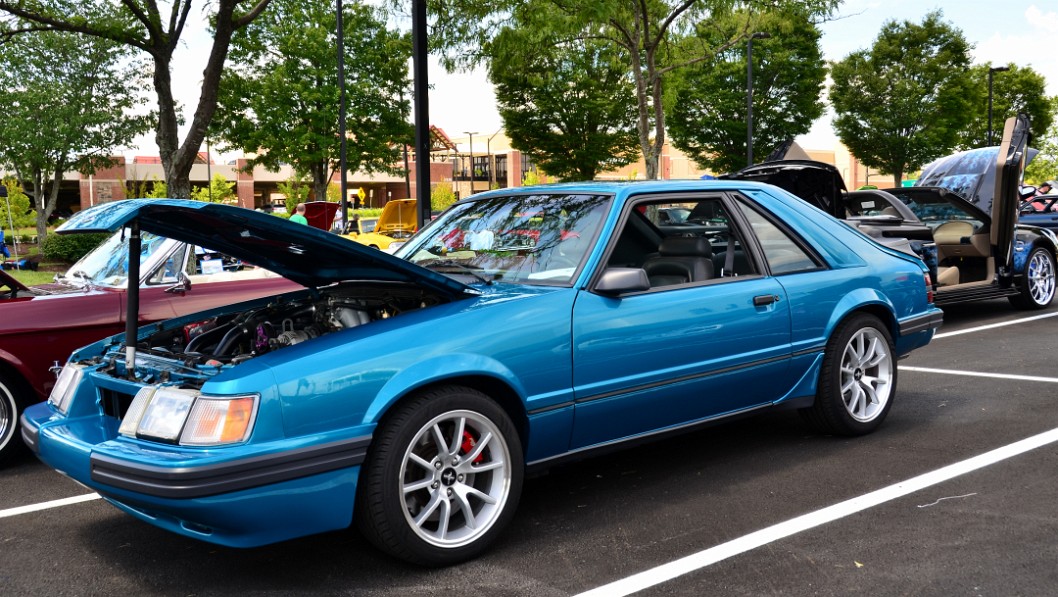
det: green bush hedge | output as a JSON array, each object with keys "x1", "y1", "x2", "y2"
[{"x1": 40, "y1": 232, "x2": 110, "y2": 263}]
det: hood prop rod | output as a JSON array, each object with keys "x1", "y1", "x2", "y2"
[{"x1": 124, "y1": 219, "x2": 141, "y2": 377}]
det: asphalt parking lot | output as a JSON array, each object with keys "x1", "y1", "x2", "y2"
[{"x1": 2, "y1": 299, "x2": 1057, "y2": 596}]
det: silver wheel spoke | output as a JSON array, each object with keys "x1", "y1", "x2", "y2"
[
  {"x1": 414, "y1": 492, "x2": 444, "y2": 528},
  {"x1": 431, "y1": 423, "x2": 452, "y2": 457},
  {"x1": 463, "y1": 484, "x2": 497, "y2": 506},
  {"x1": 451, "y1": 417, "x2": 466, "y2": 456},
  {"x1": 435, "y1": 498, "x2": 452, "y2": 540},
  {"x1": 407, "y1": 452, "x2": 433, "y2": 472},
  {"x1": 470, "y1": 459, "x2": 505, "y2": 473},
  {"x1": 463, "y1": 430, "x2": 493, "y2": 463},
  {"x1": 403, "y1": 477, "x2": 434, "y2": 495},
  {"x1": 840, "y1": 376, "x2": 856, "y2": 395},
  {"x1": 452, "y1": 488, "x2": 476, "y2": 529}
]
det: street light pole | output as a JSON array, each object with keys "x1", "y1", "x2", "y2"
[
  {"x1": 412, "y1": 0, "x2": 431, "y2": 228},
  {"x1": 464, "y1": 131, "x2": 477, "y2": 194},
  {"x1": 746, "y1": 32, "x2": 771, "y2": 167},
  {"x1": 988, "y1": 65, "x2": 1010, "y2": 146},
  {"x1": 337, "y1": 0, "x2": 350, "y2": 221},
  {"x1": 487, "y1": 128, "x2": 503, "y2": 189},
  {"x1": 206, "y1": 135, "x2": 212, "y2": 202}
]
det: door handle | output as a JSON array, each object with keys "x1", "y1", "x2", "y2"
[{"x1": 753, "y1": 294, "x2": 778, "y2": 306}]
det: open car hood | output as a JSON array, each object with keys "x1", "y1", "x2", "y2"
[
  {"x1": 917, "y1": 144, "x2": 1037, "y2": 215},
  {"x1": 0, "y1": 267, "x2": 32, "y2": 294},
  {"x1": 56, "y1": 199, "x2": 473, "y2": 299},
  {"x1": 722, "y1": 160, "x2": 847, "y2": 219}
]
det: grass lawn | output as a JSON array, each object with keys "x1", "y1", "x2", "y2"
[{"x1": 3, "y1": 268, "x2": 57, "y2": 286}]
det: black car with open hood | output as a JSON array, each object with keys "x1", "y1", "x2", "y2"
[{"x1": 724, "y1": 115, "x2": 1056, "y2": 309}]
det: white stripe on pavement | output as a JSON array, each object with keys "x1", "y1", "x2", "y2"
[
  {"x1": 901, "y1": 366, "x2": 1058, "y2": 384},
  {"x1": 934, "y1": 311, "x2": 1058, "y2": 339},
  {"x1": 574, "y1": 427, "x2": 1058, "y2": 597},
  {"x1": 0, "y1": 493, "x2": 100, "y2": 519}
]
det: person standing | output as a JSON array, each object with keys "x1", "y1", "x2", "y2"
[
  {"x1": 331, "y1": 208, "x2": 345, "y2": 233},
  {"x1": 290, "y1": 203, "x2": 308, "y2": 225}
]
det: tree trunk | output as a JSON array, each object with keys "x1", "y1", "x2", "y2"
[
  {"x1": 630, "y1": 44, "x2": 657, "y2": 180},
  {"x1": 311, "y1": 161, "x2": 328, "y2": 203},
  {"x1": 154, "y1": 3, "x2": 241, "y2": 198},
  {"x1": 31, "y1": 166, "x2": 46, "y2": 242},
  {"x1": 626, "y1": 14, "x2": 665, "y2": 180}
]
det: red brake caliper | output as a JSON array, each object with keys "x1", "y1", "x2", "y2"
[{"x1": 460, "y1": 431, "x2": 485, "y2": 464}]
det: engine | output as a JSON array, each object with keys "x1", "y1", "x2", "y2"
[{"x1": 142, "y1": 284, "x2": 444, "y2": 367}]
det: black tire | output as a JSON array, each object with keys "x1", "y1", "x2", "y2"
[
  {"x1": 356, "y1": 385, "x2": 523, "y2": 566},
  {"x1": 801, "y1": 313, "x2": 896, "y2": 436},
  {"x1": 1009, "y1": 246, "x2": 1056, "y2": 310},
  {"x1": 0, "y1": 370, "x2": 31, "y2": 466}
]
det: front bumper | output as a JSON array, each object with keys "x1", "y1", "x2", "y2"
[{"x1": 21, "y1": 403, "x2": 368, "y2": 548}]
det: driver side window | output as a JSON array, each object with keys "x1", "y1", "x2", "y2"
[{"x1": 607, "y1": 197, "x2": 757, "y2": 289}]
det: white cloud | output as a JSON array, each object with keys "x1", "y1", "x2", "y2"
[{"x1": 1025, "y1": 5, "x2": 1058, "y2": 33}]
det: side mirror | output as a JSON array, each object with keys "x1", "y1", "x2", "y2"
[
  {"x1": 595, "y1": 267, "x2": 651, "y2": 296},
  {"x1": 165, "y1": 272, "x2": 192, "y2": 295}
]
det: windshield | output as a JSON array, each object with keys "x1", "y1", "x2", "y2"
[
  {"x1": 61, "y1": 229, "x2": 168, "y2": 288},
  {"x1": 886, "y1": 189, "x2": 983, "y2": 230},
  {"x1": 395, "y1": 193, "x2": 611, "y2": 286}
]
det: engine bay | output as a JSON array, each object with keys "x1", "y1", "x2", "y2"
[{"x1": 136, "y1": 283, "x2": 449, "y2": 370}]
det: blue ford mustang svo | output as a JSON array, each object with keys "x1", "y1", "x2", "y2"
[{"x1": 22, "y1": 180, "x2": 942, "y2": 565}]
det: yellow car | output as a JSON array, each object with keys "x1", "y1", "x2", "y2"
[{"x1": 343, "y1": 199, "x2": 417, "y2": 251}]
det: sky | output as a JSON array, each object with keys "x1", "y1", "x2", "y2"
[{"x1": 156, "y1": 1, "x2": 1058, "y2": 159}]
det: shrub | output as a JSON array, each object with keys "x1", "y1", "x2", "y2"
[
  {"x1": 40, "y1": 232, "x2": 110, "y2": 263},
  {"x1": 431, "y1": 180, "x2": 457, "y2": 212}
]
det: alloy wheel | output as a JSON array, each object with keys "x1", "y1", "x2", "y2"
[
  {"x1": 399, "y1": 409, "x2": 513, "y2": 549},
  {"x1": 840, "y1": 327, "x2": 894, "y2": 422}
]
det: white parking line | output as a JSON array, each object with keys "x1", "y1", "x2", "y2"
[
  {"x1": 0, "y1": 493, "x2": 100, "y2": 519},
  {"x1": 900, "y1": 366, "x2": 1058, "y2": 384},
  {"x1": 934, "y1": 311, "x2": 1058, "y2": 339},
  {"x1": 574, "y1": 427, "x2": 1058, "y2": 597}
]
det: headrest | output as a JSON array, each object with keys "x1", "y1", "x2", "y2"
[{"x1": 658, "y1": 236, "x2": 712, "y2": 257}]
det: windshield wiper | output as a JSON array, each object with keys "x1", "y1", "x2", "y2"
[
  {"x1": 422, "y1": 260, "x2": 493, "y2": 285},
  {"x1": 70, "y1": 270, "x2": 94, "y2": 285}
]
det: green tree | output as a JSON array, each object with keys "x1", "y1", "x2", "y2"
[
  {"x1": 0, "y1": 0, "x2": 273, "y2": 198},
  {"x1": 276, "y1": 177, "x2": 311, "y2": 214},
  {"x1": 144, "y1": 180, "x2": 168, "y2": 199},
  {"x1": 126, "y1": 177, "x2": 168, "y2": 199},
  {"x1": 668, "y1": 9, "x2": 825, "y2": 174},
  {"x1": 0, "y1": 31, "x2": 152, "y2": 241},
  {"x1": 1025, "y1": 99, "x2": 1058, "y2": 185},
  {"x1": 829, "y1": 10, "x2": 976, "y2": 187},
  {"x1": 1, "y1": 178, "x2": 36, "y2": 232},
  {"x1": 431, "y1": 180, "x2": 458, "y2": 212},
  {"x1": 214, "y1": 0, "x2": 411, "y2": 203},
  {"x1": 430, "y1": 0, "x2": 838, "y2": 180},
  {"x1": 489, "y1": 29, "x2": 639, "y2": 180},
  {"x1": 957, "y1": 63, "x2": 1054, "y2": 149},
  {"x1": 191, "y1": 173, "x2": 237, "y2": 203},
  {"x1": 326, "y1": 183, "x2": 342, "y2": 203}
]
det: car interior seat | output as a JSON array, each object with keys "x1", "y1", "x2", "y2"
[{"x1": 642, "y1": 237, "x2": 714, "y2": 287}]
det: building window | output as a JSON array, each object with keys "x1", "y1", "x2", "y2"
[{"x1": 521, "y1": 154, "x2": 537, "y2": 176}]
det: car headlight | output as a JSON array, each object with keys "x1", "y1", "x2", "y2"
[
  {"x1": 119, "y1": 386, "x2": 258, "y2": 446},
  {"x1": 48, "y1": 363, "x2": 85, "y2": 414}
]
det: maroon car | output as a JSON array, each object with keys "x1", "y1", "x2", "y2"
[{"x1": 0, "y1": 230, "x2": 299, "y2": 464}]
